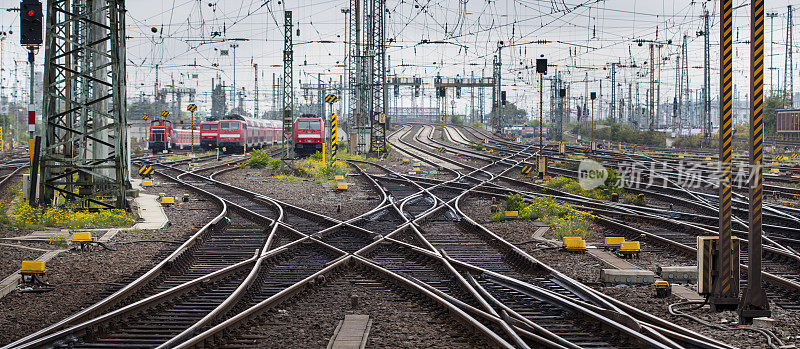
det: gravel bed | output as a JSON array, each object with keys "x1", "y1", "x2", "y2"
[
  {"x1": 228, "y1": 270, "x2": 499, "y2": 348},
  {"x1": 0, "y1": 246, "x2": 41, "y2": 280},
  {"x1": 461, "y1": 196, "x2": 800, "y2": 347},
  {"x1": 215, "y1": 167, "x2": 380, "y2": 221},
  {"x1": 0, "y1": 175, "x2": 222, "y2": 346}
]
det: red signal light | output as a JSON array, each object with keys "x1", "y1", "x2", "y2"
[{"x1": 27, "y1": 10, "x2": 34, "y2": 16}]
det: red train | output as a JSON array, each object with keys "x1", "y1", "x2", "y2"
[
  {"x1": 148, "y1": 119, "x2": 175, "y2": 153},
  {"x1": 294, "y1": 115, "x2": 325, "y2": 157},
  {"x1": 199, "y1": 120, "x2": 219, "y2": 151},
  {"x1": 217, "y1": 114, "x2": 282, "y2": 153}
]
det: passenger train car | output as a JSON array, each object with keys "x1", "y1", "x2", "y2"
[
  {"x1": 174, "y1": 128, "x2": 201, "y2": 150},
  {"x1": 217, "y1": 114, "x2": 282, "y2": 153},
  {"x1": 293, "y1": 115, "x2": 325, "y2": 157}
]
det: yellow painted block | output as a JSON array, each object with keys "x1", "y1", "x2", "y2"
[
  {"x1": 142, "y1": 180, "x2": 153, "y2": 187},
  {"x1": 504, "y1": 211, "x2": 518, "y2": 219},
  {"x1": 72, "y1": 232, "x2": 92, "y2": 242},
  {"x1": 654, "y1": 280, "x2": 670, "y2": 287},
  {"x1": 412, "y1": 162, "x2": 421, "y2": 167},
  {"x1": 402, "y1": 158, "x2": 409, "y2": 163},
  {"x1": 337, "y1": 182, "x2": 348, "y2": 190},
  {"x1": 620, "y1": 241, "x2": 640, "y2": 252},
  {"x1": 334, "y1": 175, "x2": 345, "y2": 181},
  {"x1": 770, "y1": 168, "x2": 780, "y2": 173},
  {"x1": 161, "y1": 196, "x2": 175, "y2": 205},
  {"x1": 604, "y1": 236, "x2": 625, "y2": 248},
  {"x1": 562, "y1": 237, "x2": 586, "y2": 251},
  {"x1": 678, "y1": 155, "x2": 684, "y2": 159},
  {"x1": 21, "y1": 261, "x2": 44, "y2": 273},
  {"x1": 412, "y1": 167, "x2": 420, "y2": 172}
]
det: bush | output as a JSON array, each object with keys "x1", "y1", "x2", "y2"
[
  {"x1": 13, "y1": 202, "x2": 133, "y2": 229},
  {"x1": 544, "y1": 176, "x2": 609, "y2": 200},
  {"x1": 247, "y1": 149, "x2": 281, "y2": 170},
  {"x1": 622, "y1": 193, "x2": 646, "y2": 206},
  {"x1": 492, "y1": 195, "x2": 593, "y2": 238},
  {"x1": 451, "y1": 115, "x2": 465, "y2": 125},
  {"x1": 469, "y1": 141, "x2": 485, "y2": 151},
  {"x1": 573, "y1": 122, "x2": 667, "y2": 146},
  {"x1": 301, "y1": 151, "x2": 348, "y2": 181}
]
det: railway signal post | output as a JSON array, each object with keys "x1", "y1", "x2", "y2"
[
  {"x1": 740, "y1": 0, "x2": 771, "y2": 323},
  {"x1": 559, "y1": 88, "x2": 566, "y2": 154},
  {"x1": 590, "y1": 92, "x2": 597, "y2": 152},
  {"x1": 325, "y1": 94, "x2": 338, "y2": 162},
  {"x1": 161, "y1": 111, "x2": 170, "y2": 153},
  {"x1": 536, "y1": 58, "x2": 547, "y2": 178},
  {"x1": 711, "y1": 0, "x2": 738, "y2": 311},
  {"x1": 187, "y1": 104, "x2": 197, "y2": 153}
]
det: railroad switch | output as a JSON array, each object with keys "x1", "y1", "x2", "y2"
[
  {"x1": 161, "y1": 196, "x2": 175, "y2": 206},
  {"x1": 604, "y1": 236, "x2": 625, "y2": 250},
  {"x1": 562, "y1": 237, "x2": 586, "y2": 253},
  {"x1": 72, "y1": 232, "x2": 93, "y2": 251},
  {"x1": 654, "y1": 280, "x2": 671, "y2": 298},
  {"x1": 19, "y1": 261, "x2": 52, "y2": 293},
  {"x1": 617, "y1": 241, "x2": 640, "y2": 259}
]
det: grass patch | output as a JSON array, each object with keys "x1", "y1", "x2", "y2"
[
  {"x1": 12, "y1": 202, "x2": 133, "y2": 229},
  {"x1": 490, "y1": 194, "x2": 593, "y2": 239},
  {"x1": 544, "y1": 170, "x2": 622, "y2": 200},
  {"x1": 468, "y1": 141, "x2": 485, "y2": 151}
]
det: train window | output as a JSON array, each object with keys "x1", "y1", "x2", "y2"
[
  {"x1": 201, "y1": 124, "x2": 218, "y2": 131},
  {"x1": 220, "y1": 121, "x2": 240, "y2": 130},
  {"x1": 298, "y1": 119, "x2": 321, "y2": 130}
]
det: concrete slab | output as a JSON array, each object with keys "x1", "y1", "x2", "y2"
[
  {"x1": 0, "y1": 249, "x2": 65, "y2": 298},
  {"x1": 600, "y1": 269, "x2": 656, "y2": 284},
  {"x1": 327, "y1": 314, "x2": 371, "y2": 349},
  {"x1": 130, "y1": 178, "x2": 169, "y2": 230}
]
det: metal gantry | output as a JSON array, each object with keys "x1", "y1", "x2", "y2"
[
  {"x1": 784, "y1": 5, "x2": 794, "y2": 107},
  {"x1": 367, "y1": 0, "x2": 387, "y2": 154},
  {"x1": 40, "y1": 0, "x2": 129, "y2": 209},
  {"x1": 282, "y1": 11, "x2": 295, "y2": 161}
]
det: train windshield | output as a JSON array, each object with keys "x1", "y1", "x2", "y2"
[
  {"x1": 201, "y1": 124, "x2": 218, "y2": 131},
  {"x1": 220, "y1": 121, "x2": 240, "y2": 130},
  {"x1": 298, "y1": 119, "x2": 321, "y2": 131}
]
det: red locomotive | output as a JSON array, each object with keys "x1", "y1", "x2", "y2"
[
  {"x1": 148, "y1": 118, "x2": 174, "y2": 153},
  {"x1": 293, "y1": 114, "x2": 325, "y2": 157},
  {"x1": 217, "y1": 114, "x2": 282, "y2": 153},
  {"x1": 199, "y1": 120, "x2": 219, "y2": 150}
]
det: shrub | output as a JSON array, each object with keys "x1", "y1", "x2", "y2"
[
  {"x1": 451, "y1": 115, "x2": 465, "y2": 125},
  {"x1": 301, "y1": 152, "x2": 348, "y2": 181},
  {"x1": 622, "y1": 193, "x2": 646, "y2": 206},
  {"x1": 469, "y1": 141, "x2": 485, "y2": 151},
  {"x1": 496, "y1": 195, "x2": 594, "y2": 238},
  {"x1": 13, "y1": 202, "x2": 133, "y2": 229},
  {"x1": 247, "y1": 149, "x2": 281, "y2": 171}
]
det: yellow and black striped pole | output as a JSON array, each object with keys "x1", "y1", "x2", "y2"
[
  {"x1": 712, "y1": 0, "x2": 738, "y2": 310},
  {"x1": 740, "y1": 0, "x2": 771, "y2": 323},
  {"x1": 331, "y1": 113, "x2": 338, "y2": 162}
]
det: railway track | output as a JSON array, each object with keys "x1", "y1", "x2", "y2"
[{"x1": 5, "y1": 129, "x2": 735, "y2": 348}]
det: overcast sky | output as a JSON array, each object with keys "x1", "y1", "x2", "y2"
[{"x1": 1, "y1": 0, "x2": 799, "y2": 118}]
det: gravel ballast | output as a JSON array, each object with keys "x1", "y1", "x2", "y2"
[{"x1": 0, "y1": 174, "x2": 222, "y2": 346}]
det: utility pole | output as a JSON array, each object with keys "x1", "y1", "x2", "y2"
[
  {"x1": 767, "y1": 12, "x2": 779, "y2": 93},
  {"x1": 683, "y1": 34, "x2": 690, "y2": 134},
  {"x1": 703, "y1": 8, "x2": 712, "y2": 137},
  {"x1": 253, "y1": 63, "x2": 259, "y2": 118},
  {"x1": 649, "y1": 43, "x2": 655, "y2": 131},
  {"x1": 231, "y1": 43, "x2": 239, "y2": 106},
  {"x1": 657, "y1": 44, "x2": 662, "y2": 129},
  {"x1": 784, "y1": 5, "x2": 794, "y2": 107},
  {"x1": 610, "y1": 63, "x2": 617, "y2": 123}
]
